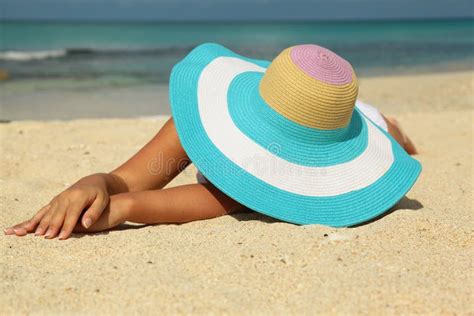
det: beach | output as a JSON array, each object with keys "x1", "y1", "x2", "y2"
[{"x1": 0, "y1": 70, "x2": 472, "y2": 314}]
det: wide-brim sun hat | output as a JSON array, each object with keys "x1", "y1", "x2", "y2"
[{"x1": 170, "y1": 43, "x2": 421, "y2": 227}]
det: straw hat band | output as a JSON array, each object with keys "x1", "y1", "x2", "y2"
[{"x1": 259, "y1": 46, "x2": 358, "y2": 130}]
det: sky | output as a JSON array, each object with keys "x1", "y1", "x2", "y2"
[{"x1": 1, "y1": 0, "x2": 473, "y2": 21}]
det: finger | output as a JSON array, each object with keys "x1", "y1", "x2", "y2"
[
  {"x1": 44, "y1": 199, "x2": 68, "y2": 239},
  {"x1": 25, "y1": 204, "x2": 51, "y2": 232},
  {"x1": 4, "y1": 223, "x2": 23, "y2": 235},
  {"x1": 4, "y1": 220, "x2": 29, "y2": 235},
  {"x1": 58, "y1": 199, "x2": 87, "y2": 240},
  {"x1": 4, "y1": 204, "x2": 47, "y2": 235},
  {"x1": 74, "y1": 204, "x2": 112, "y2": 234},
  {"x1": 13, "y1": 227, "x2": 28, "y2": 237},
  {"x1": 4, "y1": 227, "x2": 15, "y2": 235},
  {"x1": 18, "y1": 205, "x2": 51, "y2": 234},
  {"x1": 35, "y1": 203, "x2": 55, "y2": 236},
  {"x1": 4, "y1": 221, "x2": 25, "y2": 234},
  {"x1": 81, "y1": 193, "x2": 108, "y2": 229},
  {"x1": 19, "y1": 219, "x2": 38, "y2": 233}
]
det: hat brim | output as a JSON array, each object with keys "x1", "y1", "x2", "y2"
[{"x1": 170, "y1": 43, "x2": 421, "y2": 226}]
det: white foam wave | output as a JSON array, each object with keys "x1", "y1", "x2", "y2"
[{"x1": 0, "y1": 50, "x2": 67, "y2": 61}]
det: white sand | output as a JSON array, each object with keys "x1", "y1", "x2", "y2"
[{"x1": 1, "y1": 71, "x2": 473, "y2": 314}]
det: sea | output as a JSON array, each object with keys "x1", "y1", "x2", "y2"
[{"x1": 0, "y1": 19, "x2": 473, "y2": 119}]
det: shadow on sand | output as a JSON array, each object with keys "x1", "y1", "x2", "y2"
[
  {"x1": 70, "y1": 196, "x2": 423, "y2": 238},
  {"x1": 229, "y1": 196, "x2": 424, "y2": 227},
  {"x1": 351, "y1": 196, "x2": 424, "y2": 227}
]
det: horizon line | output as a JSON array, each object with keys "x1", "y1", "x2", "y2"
[{"x1": 1, "y1": 16, "x2": 473, "y2": 24}]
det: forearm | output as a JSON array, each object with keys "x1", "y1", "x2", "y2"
[
  {"x1": 109, "y1": 118, "x2": 191, "y2": 192},
  {"x1": 68, "y1": 184, "x2": 243, "y2": 233},
  {"x1": 123, "y1": 184, "x2": 242, "y2": 224}
]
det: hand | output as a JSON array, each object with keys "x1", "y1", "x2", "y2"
[
  {"x1": 72, "y1": 193, "x2": 132, "y2": 234},
  {"x1": 4, "y1": 174, "x2": 110, "y2": 240}
]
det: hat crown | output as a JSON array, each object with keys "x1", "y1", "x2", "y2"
[{"x1": 259, "y1": 44, "x2": 358, "y2": 130}]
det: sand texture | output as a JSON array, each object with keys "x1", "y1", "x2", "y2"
[{"x1": 1, "y1": 71, "x2": 473, "y2": 314}]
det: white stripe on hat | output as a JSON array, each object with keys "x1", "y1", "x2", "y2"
[{"x1": 197, "y1": 57, "x2": 394, "y2": 197}]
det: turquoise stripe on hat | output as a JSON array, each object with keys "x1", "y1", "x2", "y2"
[
  {"x1": 169, "y1": 43, "x2": 421, "y2": 226},
  {"x1": 228, "y1": 72, "x2": 369, "y2": 167}
]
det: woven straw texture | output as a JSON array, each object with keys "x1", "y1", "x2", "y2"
[{"x1": 259, "y1": 45, "x2": 358, "y2": 130}]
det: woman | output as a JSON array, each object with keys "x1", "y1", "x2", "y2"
[{"x1": 5, "y1": 43, "x2": 420, "y2": 239}]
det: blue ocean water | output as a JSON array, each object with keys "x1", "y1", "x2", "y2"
[{"x1": 0, "y1": 19, "x2": 473, "y2": 88}]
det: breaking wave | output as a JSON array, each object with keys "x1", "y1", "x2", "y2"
[
  {"x1": 0, "y1": 46, "x2": 194, "y2": 62},
  {"x1": 0, "y1": 50, "x2": 67, "y2": 61}
]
